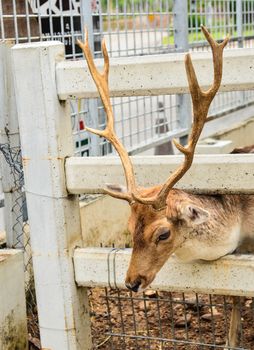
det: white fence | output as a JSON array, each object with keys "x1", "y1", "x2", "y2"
[
  {"x1": 75, "y1": 248, "x2": 254, "y2": 297},
  {"x1": 10, "y1": 40, "x2": 254, "y2": 349},
  {"x1": 57, "y1": 48, "x2": 254, "y2": 99}
]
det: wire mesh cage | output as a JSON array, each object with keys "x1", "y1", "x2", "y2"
[{"x1": 89, "y1": 288, "x2": 254, "y2": 350}]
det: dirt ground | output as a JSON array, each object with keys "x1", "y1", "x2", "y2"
[
  {"x1": 27, "y1": 287, "x2": 254, "y2": 350},
  {"x1": 89, "y1": 288, "x2": 254, "y2": 350}
]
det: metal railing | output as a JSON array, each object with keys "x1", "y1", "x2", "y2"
[
  {"x1": 88, "y1": 0, "x2": 254, "y2": 156},
  {"x1": 1, "y1": 1, "x2": 254, "y2": 157},
  {"x1": 90, "y1": 288, "x2": 253, "y2": 350}
]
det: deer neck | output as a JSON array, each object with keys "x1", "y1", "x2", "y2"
[
  {"x1": 174, "y1": 224, "x2": 242, "y2": 262},
  {"x1": 171, "y1": 192, "x2": 245, "y2": 262}
]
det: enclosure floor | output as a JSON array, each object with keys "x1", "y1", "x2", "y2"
[{"x1": 89, "y1": 288, "x2": 254, "y2": 350}]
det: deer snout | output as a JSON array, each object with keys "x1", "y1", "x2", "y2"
[
  {"x1": 125, "y1": 279, "x2": 141, "y2": 292},
  {"x1": 125, "y1": 273, "x2": 150, "y2": 292}
]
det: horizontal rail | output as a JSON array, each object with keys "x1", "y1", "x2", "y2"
[
  {"x1": 57, "y1": 48, "x2": 254, "y2": 99},
  {"x1": 65, "y1": 154, "x2": 254, "y2": 194},
  {"x1": 74, "y1": 248, "x2": 254, "y2": 297}
]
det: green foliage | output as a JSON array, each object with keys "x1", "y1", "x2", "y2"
[
  {"x1": 163, "y1": 28, "x2": 254, "y2": 46},
  {"x1": 188, "y1": 14, "x2": 205, "y2": 29}
]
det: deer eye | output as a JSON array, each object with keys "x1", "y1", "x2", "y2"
[{"x1": 156, "y1": 229, "x2": 171, "y2": 242}]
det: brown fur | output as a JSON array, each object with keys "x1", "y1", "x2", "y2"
[
  {"x1": 125, "y1": 182, "x2": 254, "y2": 350},
  {"x1": 231, "y1": 145, "x2": 254, "y2": 154},
  {"x1": 126, "y1": 186, "x2": 254, "y2": 290}
]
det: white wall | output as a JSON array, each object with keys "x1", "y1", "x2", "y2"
[
  {"x1": 0, "y1": 250, "x2": 28, "y2": 349},
  {"x1": 0, "y1": 176, "x2": 5, "y2": 243}
]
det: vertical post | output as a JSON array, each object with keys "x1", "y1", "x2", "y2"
[
  {"x1": 206, "y1": 1, "x2": 213, "y2": 29},
  {"x1": 173, "y1": 0, "x2": 191, "y2": 146},
  {"x1": 80, "y1": 0, "x2": 95, "y2": 52},
  {"x1": 236, "y1": 0, "x2": 244, "y2": 105},
  {"x1": 80, "y1": 0, "x2": 100, "y2": 156},
  {"x1": 0, "y1": 42, "x2": 23, "y2": 248},
  {"x1": 12, "y1": 42, "x2": 92, "y2": 349},
  {"x1": 236, "y1": 0, "x2": 243, "y2": 48}
]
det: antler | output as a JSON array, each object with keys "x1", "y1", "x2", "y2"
[
  {"x1": 132, "y1": 25, "x2": 229, "y2": 209},
  {"x1": 78, "y1": 26, "x2": 229, "y2": 210},
  {"x1": 77, "y1": 29, "x2": 139, "y2": 204}
]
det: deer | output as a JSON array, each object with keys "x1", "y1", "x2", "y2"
[
  {"x1": 77, "y1": 26, "x2": 254, "y2": 349},
  {"x1": 231, "y1": 144, "x2": 254, "y2": 154}
]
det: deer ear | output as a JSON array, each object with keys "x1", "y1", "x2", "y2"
[
  {"x1": 105, "y1": 183, "x2": 127, "y2": 193},
  {"x1": 181, "y1": 203, "x2": 209, "y2": 226}
]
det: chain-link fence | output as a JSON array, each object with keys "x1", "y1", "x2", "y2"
[
  {"x1": 0, "y1": 141, "x2": 36, "y2": 330},
  {"x1": 0, "y1": 143, "x2": 25, "y2": 248}
]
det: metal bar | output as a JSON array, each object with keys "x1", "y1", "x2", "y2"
[
  {"x1": 80, "y1": 0, "x2": 100, "y2": 156},
  {"x1": 237, "y1": 0, "x2": 243, "y2": 49},
  {"x1": 236, "y1": 0, "x2": 245, "y2": 108},
  {"x1": 12, "y1": 0, "x2": 18, "y2": 42},
  {"x1": 176, "y1": 0, "x2": 200, "y2": 146},
  {"x1": 173, "y1": 0, "x2": 188, "y2": 51}
]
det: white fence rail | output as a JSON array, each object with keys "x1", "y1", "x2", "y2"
[
  {"x1": 66, "y1": 154, "x2": 254, "y2": 194},
  {"x1": 74, "y1": 248, "x2": 254, "y2": 297},
  {"x1": 11, "y1": 40, "x2": 254, "y2": 349},
  {"x1": 57, "y1": 48, "x2": 254, "y2": 99}
]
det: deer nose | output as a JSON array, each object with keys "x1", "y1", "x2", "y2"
[{"x1": 125, "y1": 279, "x2": 141, "y2": 292}]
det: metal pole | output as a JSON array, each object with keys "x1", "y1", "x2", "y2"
[
  {"x1": 80, "y1": 0, "x2": 101, "y2": 156},
  {"x1": 236, "y1": 0, "x2": 244, "y2": 105},
  {"x1": 173, "y1": 0, "x2": 191, "y2": 146},
  {"x1": 236, "y1": 0, "x2": 243, "y2": 48}
]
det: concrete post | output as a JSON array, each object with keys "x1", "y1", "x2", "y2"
[{"x1": 12, "y1": 41, "x2": 92, "y2": 349}]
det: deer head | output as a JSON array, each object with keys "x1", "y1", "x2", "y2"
[{"x1": 77, "y1": 26, "x2": 228, "y2": 292}]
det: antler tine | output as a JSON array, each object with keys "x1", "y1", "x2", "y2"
[
  {"x1": 132, "y1": 26, "x2": 228, "y2": 210},
  {"x1": 176, "y1": 25, "x2": 229, "y2": 150},
  {"x1": 77, "y1": 28, "x2": 138, "y2": 203},
  {"x1": 77, "y1": 28, "x2": 112, "y2": 133}
]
